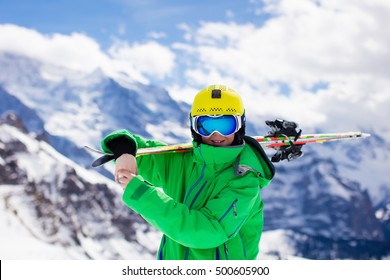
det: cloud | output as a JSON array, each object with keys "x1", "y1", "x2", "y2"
[
  {"x1": 172, "y1": 0, "x2": 390, "y2": 132},
  {"x1": 180, "y1": 0, "x2": 390, "y2": 84},
  {"x1": 0, "y1": 24, "x2": 175, "y2": 84},
  {"x1": 108, "y1": 41, "x2": 175, "y2": 80},
  {"x1": 1, "y1": 0, "x2": 389, "y2": 134},
  {"x1": 147, "y1": 31, "x2": 167, "y2": 39},
  {"x1": 0, "y1": 24, "x2": 108, "y2": 72}
]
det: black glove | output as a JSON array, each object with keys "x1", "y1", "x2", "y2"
[{"x1": 101, "y1": 130, "x2": 137, "y2": 159}]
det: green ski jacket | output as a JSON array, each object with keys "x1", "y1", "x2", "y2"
[{"x1": 103, "y1": 131, "x2": 275, "y2": 260}]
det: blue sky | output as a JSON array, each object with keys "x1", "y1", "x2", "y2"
[
  {"x1": 0, "y1": 0, "x2": 267, "y2": 48},
  {"x1": 1, "y1": 0, "x2": 390, "y2": 133}
]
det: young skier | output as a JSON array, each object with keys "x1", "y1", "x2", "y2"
[{"x1": 101, "y1": 84, "x2": 275, "y2": 259}]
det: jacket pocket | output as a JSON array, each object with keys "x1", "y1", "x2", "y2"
[{"x1": 218, "y1": 199, "x2": 238, "y2": 222}]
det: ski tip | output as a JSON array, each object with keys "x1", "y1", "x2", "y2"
[
  {"x1": 346, "y1": 131, "x2": 371, "y2": 138},
  {"x1": 83, "y1": 145, "x2": 94, "y2": 151},
  {"x1": 358, "y1": 132, "x2": 371, "y2": 138},
  {"x1": 84, "y1": 145, "x2": 114, "y2": 156},
  {"x1": 91, "y1": 155, "x2": 115, "y2": 167}
]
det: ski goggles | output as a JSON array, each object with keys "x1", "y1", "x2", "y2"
[{"x1": 191, "y1": 115, "x2": 243, "y2": 137}]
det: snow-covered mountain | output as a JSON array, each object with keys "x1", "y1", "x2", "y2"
[
  {"x1": 0, "y1": 52, "x2": 190, "y2": 166},
  {"x1": 0, "y1": 116, "x2": 160, "y2": 259},
  {"x1": 0, "y1": 114, "x2": 297, "y2": 260},
  {"x1": 262, "y1": 144, "x2": 389, "y2": 259},
  {"x1": 0, "y1": 52, "x2": 389, "y2": 259}
]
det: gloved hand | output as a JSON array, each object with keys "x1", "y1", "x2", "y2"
[
  {"x1": 265, "y1": 119, "x2": 304, "y2": 162},
  {"x1": 271, "y1": 145, "x2": 304, "y2": 162},
  {"x1": 101, "y1": 130, "x2": 138, "y2": 159}
]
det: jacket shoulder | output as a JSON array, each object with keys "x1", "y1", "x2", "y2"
[{"x1": 240, "y1": 136, "x2": 275, "y2": 180}]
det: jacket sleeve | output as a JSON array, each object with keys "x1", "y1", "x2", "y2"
[
  {"x1": 131, "y1": 134, "x2": 176, "y2": 187},
  {"x1": 122, "y1": 173, "x2": 260, "y2": 249}
]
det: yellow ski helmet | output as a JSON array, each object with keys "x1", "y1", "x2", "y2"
[{"x1": 190, "y1": 85, "x2": 245, "y2": 117}]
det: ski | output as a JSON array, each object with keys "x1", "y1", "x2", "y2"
[
  {"x1": 84, "y1": 145, "x2": 113, "y2": 156},
  {"x1": 136, "y1": 131, "x2": 370, "y2": 155},
  {"x1": 85, "y1": 131, "x2": 370, "y2": 167},
  {"x1": 254, "y1": 131, "x2": 370, "y2": 148}
]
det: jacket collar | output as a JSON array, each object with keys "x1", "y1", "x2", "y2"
[{"x1": 192, "y1": 142, "x2": 244, "y2": 170}]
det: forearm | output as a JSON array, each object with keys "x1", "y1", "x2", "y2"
[{"x1": 122, "y1": 176, "x2": 229, "y2": 249}]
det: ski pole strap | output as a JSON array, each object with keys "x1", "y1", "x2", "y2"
[{"x1": 265, "y1": 119, "x2": 304, "y2": 162}]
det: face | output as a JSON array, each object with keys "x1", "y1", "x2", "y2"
[{"x1": 201, "y1": 132, "x2": 235, "y2": 147}]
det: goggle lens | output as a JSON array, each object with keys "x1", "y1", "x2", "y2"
[{"x1": 194, "y1": 115, "x2": 240, "y2": 137}]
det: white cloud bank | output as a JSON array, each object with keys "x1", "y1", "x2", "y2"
[
  {"x1": 1, "y1": 0, "x2": 389, "y2": 134},
  {"x1": 0, "y1": 24, "x2": 175, "y2": 84},
  {"x1": 170, "y1": 0, "x2": 390, "y2": 133}
]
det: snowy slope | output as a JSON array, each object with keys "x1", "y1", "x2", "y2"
[
  {"x1": 0, "y1": 116, "x2": 297, "y2": 260},
  {"x1": 0, "y1": 120, "x2": 160, "y2": 259}
]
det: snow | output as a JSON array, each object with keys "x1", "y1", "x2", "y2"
[
  {"x1": 1, "y1": 52, "x2": 390, "y2": 260},
  {"x1": 376, "y1": 203, "x2": 390, "y2": 220},
  {"x1": 0, "y1": 124, "x2": 107, "y2": 186},
  {"x1": 146, "y1": 121, "x2": 191, "y2": 144},
  {"x1": 258, "y1": 229, "x2": 301, "y2": 260},
  {"x1": 0, "y1": 186, "x2": 293, "y2": 261},
  {"x1": 0, "y1": 185, "x2": 74, "y2": 259},
  {"x1": 0, "y1": 122, "x2": 162, "y2": 260},
  {"x1": 134, "y1": 222, "x2": 162, "y2": 254},
  {"x1": 0, "y1": 123, "x2": 294, "y2": 260},
  {"x1": 107, "y1": 237, "x2": 155, "y2": 260},
  {"x1": 0, "y1": 182, "x2": 154, "y2": 260},
  {"x1": 314, "y1": 138, "x2": 390, "y2": 205}
]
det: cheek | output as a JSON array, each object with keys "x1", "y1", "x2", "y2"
[
  {"x1": 225, "y1": 135, "x2": 235, "y2": 145},
  {"x1": 200, "y1": 136, "x2": 210, "y2": 145}
]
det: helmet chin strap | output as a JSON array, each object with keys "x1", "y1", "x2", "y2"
[{"x1": 232, "y1": 126, "x2": 245, "y2": 145}]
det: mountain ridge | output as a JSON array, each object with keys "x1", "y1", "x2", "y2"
[{"x1": 1, "y1": 53, "x2": 389, "y2": 259}]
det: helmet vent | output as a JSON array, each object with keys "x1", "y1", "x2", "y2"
[
  {"x1": 226, "y1": 108, "x2": 237, "y2": 113},
  {"x1": 211, "y1": 89, "x2": 222, "y2": 98},
  {"x1": 209, "y1": 107, "x2": 223, "y2": 113}
]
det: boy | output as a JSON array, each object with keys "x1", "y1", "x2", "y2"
[{"x1": 101, "y1": 85, "x2": 274, "y2": 259}]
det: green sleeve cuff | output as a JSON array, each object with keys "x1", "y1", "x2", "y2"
[
  {"x1": 101, "y1": 130, "x2": 138, "y2": 156},
  {"x1": 122, "y1": 175, "x2": 152, "y2": 212}
]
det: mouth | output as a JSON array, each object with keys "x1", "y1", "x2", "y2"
[{"x1": 211, "y1": 139, "x2": 225, "y2": 144}]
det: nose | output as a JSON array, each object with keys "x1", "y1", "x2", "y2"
[{"x1": 209, "y1": 131, "x2": 224, "y2": 138}]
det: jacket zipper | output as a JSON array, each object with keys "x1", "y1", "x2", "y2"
[
  {"x1": 184, "y1": 145, "x2": 208, "y2": 208},
  {"x1": 233, "y1": 200, "x2": 237, "y2": 217},
  {"x1": 218, "y1": 198, "x2": 238, "y2": 222},
  {"x1": 183, "y1": 163, "x2": 206, "y2": 205},
  {"x1": 184, "y1": 247, "x2": 189, "y2": 260},
  {"x1": 224, "y1": 243, "x2": 229, "y2": 260},
  {"x1": 189, "y1": 181, "x2": 207, "y2": 209},
  {"x1": 158, "y1": 235, "x2": 166, "y2": 260}
]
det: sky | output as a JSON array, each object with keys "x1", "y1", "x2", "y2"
[
  {"x1": 0, "y1": 0, "x2": 265, "y2": 48},
  {"x1": 1, "y1": 0, "x2": 390, "y2": 134}
]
